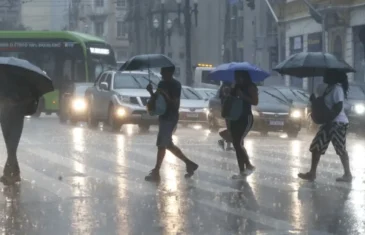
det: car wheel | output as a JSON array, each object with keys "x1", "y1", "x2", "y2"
[
  {"x1": 208, "y1": 116, "x2": 219, "y2": 132},
  {"x1": 108, "y1": 105, "x2": 121, "y2": 132},
  {"x1": 138, "y1": 124, "x2": 150, "y2": 132},
  {"x1": 87, "y1": 101, "x2": 98, "y2": 129},
  {"x1": 287, "y1": 131, "x2": 299, "y2": 138}
]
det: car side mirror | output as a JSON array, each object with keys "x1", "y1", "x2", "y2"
[{"x1": 100, "y1": 82, "x2": 108, "y2": 90}]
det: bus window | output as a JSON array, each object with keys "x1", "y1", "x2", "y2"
[
  {"x1": 201, "y1": 70, "x2": 219, "y2": 86},
  {"x1": 75, "y1": 60, "x2": 86, "y2": 82}
]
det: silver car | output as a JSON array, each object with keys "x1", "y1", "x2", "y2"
[{"x1": 85, "y1": 70, "x2": 160, "y2": 132}]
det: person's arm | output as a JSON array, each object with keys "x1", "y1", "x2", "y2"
[
  {"x1": 330, "y1": 86, "x2": 344, "y2": 118},
  {"x1": 236, "y1": 85, "x2": 259, "y2": 105}
]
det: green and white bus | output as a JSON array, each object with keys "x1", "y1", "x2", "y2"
[{"x1": 0, "y1": 31, "x2": 117, "y2": 116}]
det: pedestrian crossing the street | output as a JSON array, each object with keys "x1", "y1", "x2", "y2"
[{"x1": 0, "y1": 124, "x2": 365, "y2": 235}]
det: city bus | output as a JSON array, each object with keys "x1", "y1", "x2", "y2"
[{"x1": 0, "y1": 31, "x2": 117, "y2": 116}]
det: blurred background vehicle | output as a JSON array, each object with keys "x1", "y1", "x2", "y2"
[
  {"x1": 59, "y1": 82, "x2": 93, "y2": 124},
  {"x1": 208, "y1": 86, "x2": 303, "y2": 137},
  {"x1": 179, "y1": 86, "x2": 209, "y2": 127},
  {"x1": 194, "y1": 88, "x2": 217, "y2": 100},
  {"x1": 85, "y1": 70, "x2": 160, "y2": 132}
]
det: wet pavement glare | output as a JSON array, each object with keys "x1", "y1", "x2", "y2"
[{"x1": 0, "y1": 116, "x2": 364, "y2": 235}]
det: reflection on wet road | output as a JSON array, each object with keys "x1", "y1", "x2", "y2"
[{"x1": 0, "y1": 117, "x2": 364, "y2": 234}]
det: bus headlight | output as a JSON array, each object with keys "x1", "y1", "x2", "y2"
[
  {"x1": 72, "y1": 98, "x2": 87, "y2": 111},
  {"x1": 290, "y1": 109, "x2": 302, "y2": 119},
  {"x1": 116, "y1": 107, "x2": 126, "y2": 117},
  {"x1": 354, "y1": 104, "x2": 365, "y2": 115}
]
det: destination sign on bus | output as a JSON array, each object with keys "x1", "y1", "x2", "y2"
[{"x1": 0, "y1": 41, "x2": 77, "y2": 48}]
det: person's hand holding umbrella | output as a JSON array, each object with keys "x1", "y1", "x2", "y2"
[{"x1": 146, "y1": 83, "x2": 154, "y2": 96}]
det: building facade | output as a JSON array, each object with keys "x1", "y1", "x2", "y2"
[
  {"x1": 0, "y1": 0, "x2": 22, "y2": 29},
  {"x1": 277, "y1": 0, "x2": 365, "y2": 91},
  {"x1": 223, "y1": 0, "x2": 284, "y2": 86},
  {"x1": 125, "y1": 0, "x2": 225, "y2": 85},
  {"x1": 78, "y1": 0, "x2": 130, "y2": 62}
]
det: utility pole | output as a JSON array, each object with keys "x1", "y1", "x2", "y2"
[
  {"x1": 160, "y1": 1, "x2": 165, "y2": 54},
  {"x1": 184, "y1": 0, "x2": 192, "y2": 85},
  {"x1": 135, "y1": 0, "x2": 141, "y2": 54}
]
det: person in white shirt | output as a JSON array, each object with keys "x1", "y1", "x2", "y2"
[{"x1": 298, "y1": 70, "x2": 352, "y2": 182}]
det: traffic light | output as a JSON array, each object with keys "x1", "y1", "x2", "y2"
[{"x1": 246, "y1": 0, "x2": 255, "y2": 10}]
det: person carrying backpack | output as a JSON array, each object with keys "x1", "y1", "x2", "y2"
[{"x1": 298, "y1": 70, "x2": 352, "y2": 182}]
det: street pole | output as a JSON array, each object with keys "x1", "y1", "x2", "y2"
[
  {"x1": 321, "y1": 15, "x2": 326, "y2": 52},
  {"x1": 160, "y1": 3, "x2": 165, "y2": 54},
  {"x1": 184, "y1": 0, "x2": 193, "y2": 86},
  {"x1": 135, "y1": 0, "x2": 141, "y2": 54}
]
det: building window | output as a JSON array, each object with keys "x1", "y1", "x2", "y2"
[
  {"x1": 94, "y1": 22, "x2": 104, "y2": 36},
  {"x1": 117, "y1": 21, "x2": 127, "y2": 38},
  {"x1": 95, "y1": 0, "x2": 104, "y2": 7},
  {"x1": 117, "y1": 50, "x2": 128, "y2": 60},
  {"x1": 116, "y1": 0, "x2": 126, "y2": 7}
]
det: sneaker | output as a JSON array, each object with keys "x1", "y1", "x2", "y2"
[
  {"x1": 243, "y1": 165, "x2": 256, "y2": 175},
  {"x1": 231, "y1": 172, "x2": 247, "y2": 179},
  {"x1": 298, "y1": 172, "x2": 316, "y2": 181},
  {"x1": 145, "y1": 169, "x2": 160, "y2": 182},
  {"x1": 336, "y1": 174, "x2": 352, "y2": 183},
  {"x1": 0, "y1": 174, "x2": 21, "y2": 186},
  {"x1": 218, "y1": 139, "x2": 225, "y2": 150},
  {"x1": 185, "y1": 162, "x2": 199, "y2": 178}
]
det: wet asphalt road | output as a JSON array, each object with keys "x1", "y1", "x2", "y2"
[{"x1": 0, "y1": 116, "x2": 364, "y2": 235}]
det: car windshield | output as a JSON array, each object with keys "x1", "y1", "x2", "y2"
[
  {"x1": 259, "y1": 90, "x2": 288, "y2": 105},
  {"x1": 113, "y1": 72, "x2": 160, "y2": 89},
  {"x1": 260, "y1": 89, "x2": 289, "y2": 104},
  {"x1": 181, "y1": 87, "x2": 203, "y2": 100},
  {"x1": 348, "y1": 85, "x2": 365, "y2": 100},
  {"x1": 275, "y1": 88, "x2": 308, "y2": 103}
]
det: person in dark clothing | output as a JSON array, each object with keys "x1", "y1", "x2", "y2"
[
  {"x1": 229, "y1": 70, "x2": 258, "y2": 179},
  {"x1": 298, "y1": 71, "x2": 352, "y2": 182},
  {"x1": 0, "y1": 74, "x2": 38, "y2": 185},
  {"x1": 145, "y1": 66, "x2": 199, "y2": 181},
  {"x1": 218, "y1": 82, "x2": 234, "y2": 151}
]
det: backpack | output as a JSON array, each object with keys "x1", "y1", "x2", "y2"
[
  {"x1": 310, "y1": 87, "x2": 334, "y2": 124},
  {"x1": 147, "y1": 91, "x2": 167, "y2": 116},
  {"x1": 221, "y1": 96, "x2": 243, "y2": 121}
]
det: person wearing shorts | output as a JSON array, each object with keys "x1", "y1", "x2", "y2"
[
  {"x1": 145, "y1": 66, "x2": 198, "y2": 181},
  {"x1": 298, "y1": 71, "x2": 352, "y2": 182}
]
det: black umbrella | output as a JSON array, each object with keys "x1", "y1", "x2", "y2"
[
  {"x1": 273, "y1": 52, "x2": 355, "y2": 78},
  {"x1": 120, "y1": 54, "x2": 175, "y2": 71},
  {"x1": 0, "y1": 57, "x2": 54, "y2": 98}
]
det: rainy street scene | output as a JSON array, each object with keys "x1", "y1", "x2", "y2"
[{"x1": 0, "y1": 0, "x2": 365, "y2": 234}]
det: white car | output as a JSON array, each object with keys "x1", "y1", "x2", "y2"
[
  {"x1": 194, "y1": 88, "x2": 217, "y2": 100},
  {"x1": 179, "y1": 86, "x2": 209, "y2": 126},
  {"x1": 85, "y1": 70, "x2": 161, "y2": 132}
]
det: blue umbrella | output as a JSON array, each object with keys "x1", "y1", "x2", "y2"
[{"x1": 209, "y1": 62, "x2": 270, "y2": 83}]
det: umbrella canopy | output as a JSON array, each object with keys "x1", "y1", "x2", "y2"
[
  {"x1": 120, "y1": 54, "x2": 175, "y2": 71},
  {"x1": 209, "y1": 62, "x2": 270, "y2": 83},
  {"x1": 273, "y1": 52, "x2": 355, "y2": 78},
  {"x1": 0, "y1": 57, "x2": 54, "y2": 98}
]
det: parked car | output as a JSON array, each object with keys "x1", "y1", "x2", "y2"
[
  {"x1": 85, "y1": 70, "x2": 160, "y2": 132},
  {"x1": 307, "y1": 83, "x2": 365, "y2": 135},
  {"x1": 194, "y1": 88, "x2": 217, "y2": 100},
  {"x1": 208, "y1": 86, "x2": 303, "y2": 137},
  {"x1": 179, "y1": 86, "x2": 209, "y2": 127},
  {"x1": 59, "y1": 82, "x2": 93, "y2": 124}
]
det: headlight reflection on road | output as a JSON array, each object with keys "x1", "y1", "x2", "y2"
[
  {"x1": 125, "y1": 124, "x2": 134, "y2": 136},
  {"x1": 115, "y1": 134, "x2": 130, "y2": 234},
  {"x1": 72, "y1": 127, "x2": 85, "y2": 152}
]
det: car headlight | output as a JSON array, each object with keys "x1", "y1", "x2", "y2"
[
  {"x1": 290, "y1": 109, "x2": 302, "y2": 119},
  {"x1": 252, "y1": 110, "x2": 259, "y2": 116},
  {"x1": 354, "y1": 104, "x2": 365, "y2": 115},
  {"x1": 115, "y1": 107, "x2": 126, "y2": 117},
  {"x1": 118, "y1": 95, "x2": 131, "y2": 103},
  {"x1": 72, "y1": 98, "x2": 87, "y2": 111}
]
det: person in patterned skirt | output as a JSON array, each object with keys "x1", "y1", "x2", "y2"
[{"x1": 298, "y1": 71, "x2": 352, "y2": 182}]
